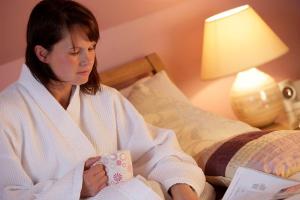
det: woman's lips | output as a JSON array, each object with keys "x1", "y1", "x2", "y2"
[{"x1": 77, "y1": 70, "x2": 90, "y2": 75}]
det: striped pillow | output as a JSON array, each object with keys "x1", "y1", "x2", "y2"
[{"x1": 195, "y1": 130, "x2": 300, "y2": 186}]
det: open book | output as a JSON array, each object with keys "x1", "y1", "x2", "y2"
[{"x1": 222, "y1": 167, "x2": 300, "y2": 200}]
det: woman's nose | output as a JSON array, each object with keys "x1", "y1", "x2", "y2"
[{"x1": 80, "y1": 51, "x2": 90, "y2": 66}]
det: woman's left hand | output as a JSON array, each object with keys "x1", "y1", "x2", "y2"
[{"x1": 170, "y1": 183, "x2": 199, "y2": 200}]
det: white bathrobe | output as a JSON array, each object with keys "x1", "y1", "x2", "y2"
[{"x1": 0, "y1": 65, "x2": 205, "y2": 200}]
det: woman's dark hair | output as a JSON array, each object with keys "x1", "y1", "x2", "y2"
[{"x1": 25, "y1": 0, "x2": 101, "y2": 94}]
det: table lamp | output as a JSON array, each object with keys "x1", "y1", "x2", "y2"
[{"x1": 201, "y1": 5, "x2": 289, "y2": 127}]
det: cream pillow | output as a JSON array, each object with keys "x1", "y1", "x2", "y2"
[
  {"x1": 119, "y1": 76, "x2": 151, "y2": 97},
  {"x1": 127, "y1": 70, "x2": 258, "y2": 157},
  {"x1": 127, "y1": 71, "x2": 300, "y2": 187}
]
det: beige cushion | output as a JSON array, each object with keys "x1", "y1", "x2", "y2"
[
  {"x1": 126, "y1": 71, "x2": 300, "y2": 187},
  {"x1": 127, "y1": 70, "x2": 258, "y2": 157}
]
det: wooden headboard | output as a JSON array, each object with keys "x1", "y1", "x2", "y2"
[{"x1": 99, "y1": 53, "x2": 165, "y2": 89}]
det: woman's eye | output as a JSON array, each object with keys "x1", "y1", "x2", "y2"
[
  {"x1": 70, "y1": 50, "x2": 80, "y2": 55},
  {"x1": 88, "y1": 46, "x2": 96, "y2": 51}
]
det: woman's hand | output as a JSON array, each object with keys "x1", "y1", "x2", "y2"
[
  {"x1": 80, "y1": 156, "x2": 108, "y2": 198},
  {"x1": 170, "y1": 183, "x2": 199, "y2": 200}
]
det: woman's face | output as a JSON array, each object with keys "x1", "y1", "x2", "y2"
[{"x1": 45, "y1": 26, "x2": 96, "y2": 86}]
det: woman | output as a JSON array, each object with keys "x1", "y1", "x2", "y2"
[{"x1": 0, "y1": 0, "x2": 205, "y2": 199}]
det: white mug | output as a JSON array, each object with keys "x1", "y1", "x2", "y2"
[{"x1": 96, "y1": 150, "x2": 133, "y2": 185}]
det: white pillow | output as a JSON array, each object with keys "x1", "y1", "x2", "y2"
[
  {"x1": 126, "y1": 71, "x2": 300, "y2": 188},
  {"x1": 119, "y1": 76, "x2": 151, "y2": 97},
  {"x1": 127, "y1": 70, "x2": 258, "y2": 157}
]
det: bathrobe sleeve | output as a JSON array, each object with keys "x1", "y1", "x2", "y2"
[
  {"x1": 0, "y1": 128, "x2": 84, "y2": 200},
  {"x1": 110, "y1": 90, "x2": 206, "y2": 196}
]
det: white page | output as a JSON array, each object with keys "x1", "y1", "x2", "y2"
[{"x1": 222, "y1": 167, "x2": 300, "y2": 200}]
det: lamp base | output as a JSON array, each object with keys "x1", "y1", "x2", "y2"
[{"x1": 230, "y1": 68, "x2": 283, "y2": 128}]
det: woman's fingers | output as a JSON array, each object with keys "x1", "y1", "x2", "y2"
[
  {"x1": 81, "y1": 157, "x2": 108, "y2": 197},
  {"x1": 90, "y1": 163, "x2": 106, "y2": 176},
  {"x1": 95, "y1": 173, "x2": 108, "y2": 190},
  {"x1": 97, "y1": 181, "x2": 108, "y2": 192},
  {"x1": 90, "y1": 164, "x2": 108, "y2": 186},
  {"x1": 84, "y1": 156, "x2": 101, "y2": 170},
  {"x1": 85, "y1": 164, "x2": 107, "y2": 183}
]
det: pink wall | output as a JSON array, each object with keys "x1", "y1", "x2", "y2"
[{"x1": 1, "y1": 0, "x2": 299, "y2": 119}]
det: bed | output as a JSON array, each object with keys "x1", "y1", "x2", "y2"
[{"x1": 99, "y1": 53, "x2": 300, "y2": 200}]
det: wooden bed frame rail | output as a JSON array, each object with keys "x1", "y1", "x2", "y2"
[{"x1": 99, "y1": 53, "x2": 164, "y2": 89}]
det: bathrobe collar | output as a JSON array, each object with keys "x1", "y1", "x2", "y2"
[{"x1": 18, "y1": 64, "x2": 96, "y2": 159}]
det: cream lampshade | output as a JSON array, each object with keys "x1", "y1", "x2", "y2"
[{"x1": 201, "y1": 5, "x2": 289, "y2": 127}]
